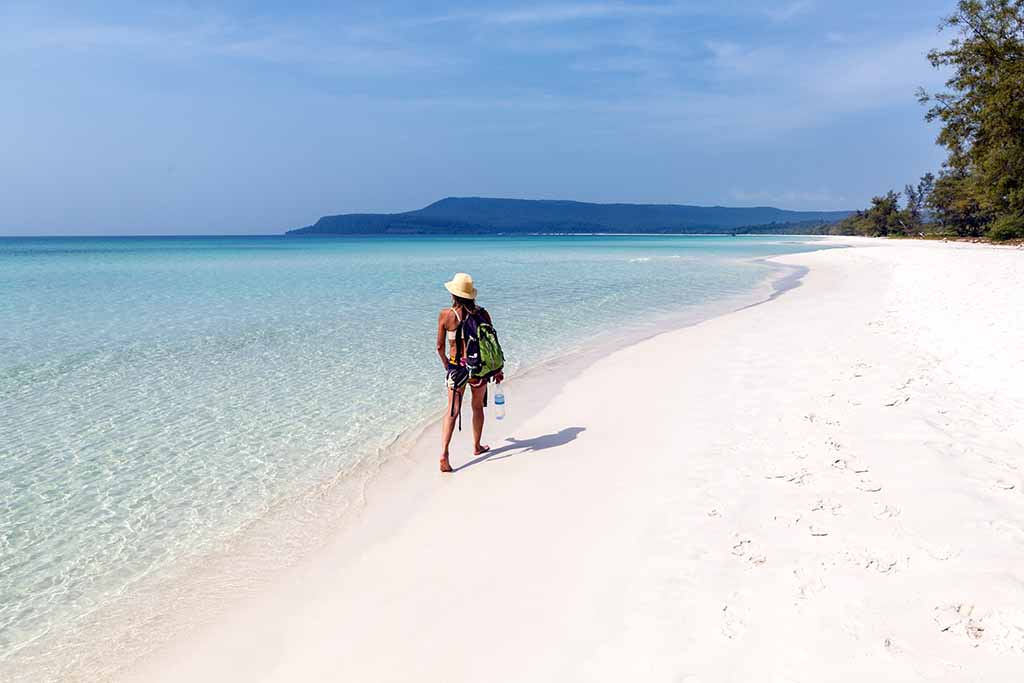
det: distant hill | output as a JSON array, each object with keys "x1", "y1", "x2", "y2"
[{"x1": 286, "y1": 197, "x2": 852, "y2": 236}]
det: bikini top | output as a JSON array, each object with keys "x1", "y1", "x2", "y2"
[{"x1": 446, "y1": 306, "x2": 462, "y2": 342}]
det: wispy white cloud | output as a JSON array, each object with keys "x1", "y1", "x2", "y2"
[
  {"x1": 702, "y1": 31, "x2": 943, "y2": 111},
  {"x1": 0, "y1": 10, "x2": 447, "y2": 73},
  {"x1": 1, "y1": 1, "x2": 947, "y2": 134},
  {"x1": 766, "y1": 0, "x2": 815, "y2": 23},
  {"x1": 404, "y1": 1, "x2": 698, "y2": 28},
  {"x1": 703, "y1": 39, "x2": 780, "y2": 77},
  {"x1": 479, "y1": 2, "x2": 686, "y2": 24},
  {"x1": 807, "y1": 34, "x2": 943, "y2": 105}
]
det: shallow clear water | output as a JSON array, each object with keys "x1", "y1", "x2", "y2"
[{"x1": 0, "y1": 234, "x2": 829, "y2": 673}]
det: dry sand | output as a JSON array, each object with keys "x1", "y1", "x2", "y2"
[{"x1": 126, "y1": 237, "x2": 1024, "y2": 682}]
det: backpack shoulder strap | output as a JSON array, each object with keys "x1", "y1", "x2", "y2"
[{"x1": 454, "y1": 310, "x2": 465, "y2": 360}]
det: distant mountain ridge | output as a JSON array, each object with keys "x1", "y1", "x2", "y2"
[{"x1": 286, "y1": 197, "x2": 852, "y2": 236}]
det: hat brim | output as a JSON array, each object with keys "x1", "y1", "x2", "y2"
[{"x1": 444, "y1": 280, "x2": 477, "y2": 299}]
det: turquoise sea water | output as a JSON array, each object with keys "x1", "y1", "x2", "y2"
[{"x1": 0, "y1": 235, "x2": 829, "y2": 677}]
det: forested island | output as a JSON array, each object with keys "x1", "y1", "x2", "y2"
[{"x1": 286, "y1": 198, "x2": 850, "y2": 236}]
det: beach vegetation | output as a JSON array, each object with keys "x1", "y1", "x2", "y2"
[
  {"x1": 927, "y1": 169, "x2": 994, "y2": 236},
  {"x1": 831, "y1": 0, "x2": 1024, "y2": 241},
  {"x1": 988, "y1": 213, "x2": 1024, "y2": 240},
  {"x1": 827, "y1": 182, "x2": 935, "y2": 237}
]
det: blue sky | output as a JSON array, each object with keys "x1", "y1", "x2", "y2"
[{"x1": 3, "y1": 1, "x2": 957, "y2": 235}]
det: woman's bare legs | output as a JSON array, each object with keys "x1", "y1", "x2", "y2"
[
  {"x1": 470, "y1": 382, "x2": 489, "y2": 455},
  {"x1": 440, "y1": 387, "x2": 463, "y2": 472}
]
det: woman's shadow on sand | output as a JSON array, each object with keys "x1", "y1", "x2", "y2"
[{"x1": 454, "y1": 426, "x2": 586, "y2": 472}]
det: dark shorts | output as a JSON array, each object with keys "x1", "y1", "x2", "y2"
[
  {"x1": 445, "y1": 362, "x2": 469, "y2": 391},
  {"x1": 446, "y1": 362, "x2": 485, "y2": 391}
]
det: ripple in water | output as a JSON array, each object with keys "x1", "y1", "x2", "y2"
[{"x1": 0, "y1": 235, "x2": 831, "y2": 677}]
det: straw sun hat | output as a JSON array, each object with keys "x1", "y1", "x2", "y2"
[{"x1": 444, "y1": 272, "x2": 478, "y2": 299}]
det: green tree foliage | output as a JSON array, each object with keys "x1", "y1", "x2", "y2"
[
  {"x1": 988, "y1": 212, "x2": 1024, "y2": 239},
  {"x1": 918, "y1": 0, "x2": 1024, "y2": 235},
  {"x1": 869, "y1": 191, "x2": 908, "y2": 236},
  {"x1": 903, "y1": 172, "x2": 935, "y2": 229},
  {"x1": 832, "y1": 1, "x2": 1023, "y2": 240},
  {"x1": 830, "y1": 190, "x2": 907, "y2": 236},
  {"x1": 926, "y1": 168, "x2": 993, "y2": 236}
]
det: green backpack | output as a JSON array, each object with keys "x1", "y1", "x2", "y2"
[{"x1": 455, "y1": 308, "x2": 505, "y2": 381}]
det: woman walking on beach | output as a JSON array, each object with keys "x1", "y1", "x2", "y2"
[{"x1": 436, "y1": 272, "x2": 504, "y2": 473}]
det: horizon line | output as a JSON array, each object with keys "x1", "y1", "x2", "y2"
[{"x1": 2, "y1": 196, "x2": 855, "y2": 237}]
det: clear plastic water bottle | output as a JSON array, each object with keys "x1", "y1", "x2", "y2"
[{"x1": 493, "y1": 383, "x2": 506, "y2": 420}]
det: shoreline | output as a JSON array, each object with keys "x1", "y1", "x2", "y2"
[
  {"x1": 119, "y1": 235, "x2": 1022, "y2": 681},
  {"x1": 2, "y1": 243, "x2": 828, "y2": 681}
]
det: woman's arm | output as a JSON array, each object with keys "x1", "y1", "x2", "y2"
[{"x1": 436, "y1": 310, "x2": 450, "y2": 369}]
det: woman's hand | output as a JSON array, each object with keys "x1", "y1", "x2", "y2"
[{"x1": 493, "y1": 371, "x2": 504, "y2": 383}]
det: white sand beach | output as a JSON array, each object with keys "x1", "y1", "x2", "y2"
[{"x1": 126, "y1": 238, "x2": 1024, "y2": 682}]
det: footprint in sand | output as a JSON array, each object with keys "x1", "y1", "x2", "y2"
[
  {"x1": 731, "y1": 536, "x2": 767, "y2": 565},
  {"x1": 857, "y1": 478, "x2": 883, "y2": 493},
  {"x1": 794, "y1": 569, "x2": 826, "y2": 600},
  {"x1": 934, "y1": 604, "x2": 964, "y2": 632},
  {"x1": 832, "y1": 457, "x2": 870, "y2": 474},
  {"x1": 794, "y1": 573, "x2": 827, "y2": 602},
  {"x1": 808, "y1": 524, "x2": 830, "y2": 537},
  {"x1": 868, "y1": 557, "x2": 899, "y2": 574},
  {"x1": 786, "y1": 470, "x2": 811, "y2": 486},
  {"x1": 721, "y1": 601, "x2": 749, "y2": 639},
  {"x1": 882, "y1": 637, "x2": 904, "y2": 654},
  {"x1": 872, "y1": 503, "x2": 900, "y2": 519},
  {"x1": 983, "y1": 611, "x2": 1024, "y2": 652},
  {"x1": 845, "y1": 549, "x2": 900, "y2": 574},
  {"x1": 811, "y1": 498, "x2": 845, "y2": 516},
  {"x1": 772, "y1": 511, "x2": 802, "y2": 527},
  {"x1": 932, "y1": 604, "x2": 1023, "y2": 650},
  {"x1": 966, "y1": 477, "x2": 1017, "y2": 493},
  {"x1": 921, "y1": 543, "x2": 960, "y2": 561},
  {"x1": 765, "y1": 469, "x2": 810, "y2": 486},
  {"x1": 935, "y1": 604, "x2": 1002, "y2": 649},
  {"x1": 986, "y1": 519, "x2": 1024, "y2": 541}
]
